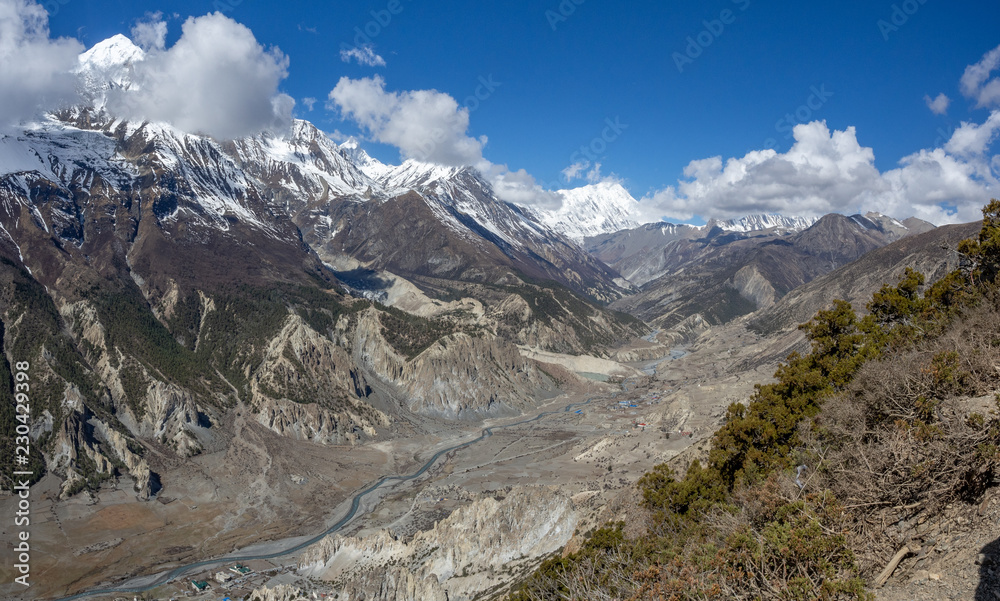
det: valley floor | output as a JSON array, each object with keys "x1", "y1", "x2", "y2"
[{"x1": 14, "y1": 318, "x2": 987, "y2": 601}]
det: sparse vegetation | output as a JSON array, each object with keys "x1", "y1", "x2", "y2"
[
  {"x1": 375, "y1": 302, "x2": 457, "y2": 359},
  {"x1": 510, "y1": 201, "x2": 1000, "y2": 600}
]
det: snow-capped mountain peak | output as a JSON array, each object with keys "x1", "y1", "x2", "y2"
[
  {"x1": 338, "y1": 138, "x2": 394, "y2": 181},
  {"x1": 524, "y1": 180, "x2": 645, "y2": 242},
  {"x1": 378, "y1": 158, "x2": 470, "y2": 192},
  {"x1": 711, "y1": 214, "x2": 817, "y2": 234},
  {"x1": 75, "y1": 34, "x2": 145, "y2": 108},
  {"x1": 77, "y1": 34, "x2": 145, "y2": 72}
]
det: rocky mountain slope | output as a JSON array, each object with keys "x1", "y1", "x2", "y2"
[
  {"x1": 748, "y1": 221, "x2": 979, "y2": 337},
  {"x1": 299, "y1": 486, "x2": 577, "y2": 601},
  {"x1": 585, "y1": 213, "x2": 823, "y2": 287},
  {"x1": 0, "y1": 35, "x2": 643, "y2": 503},
  {"x1": 596, "y1": 212, "x2": 935, "y2": 334},
  {"x1": 510, "y1": 210, "x2": 1000, "y2": 601}
]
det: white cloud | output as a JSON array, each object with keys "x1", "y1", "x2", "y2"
[
  {"x1": 328, "y1": 75, "x2": 485, "y2": 166},
  {"x1": 111, "y1": 12, "x2": 293, "y2": 140},
  {"x1": 561, "y1": 159, "x2": 622, "y2": 187},
  {"x1": 302, "y1": 97, "x2": 317, "y2": 111},
  {"x1": 877, "y1": 146, "x2": 997, "y2": 224},
  {"x1": 561, "y1": 161, "x2": 587, "y2": 181},
  {"x1": 961, "y1": 44, "x2": 1000, "y2": 109},
  {"x1": 924, "y1": 92, "x2": 950, "y2": 115},
  {"x1": 325, "y1": 74, "x2": 996, "y2": 226},
  {"x1": 481, "y1": 163, "x2": 563, "y2": 210},
  {"x1": 339, "y1": 45, "x2": 386, "y2": 67},
  {"x1": 944, "y1": 110, "x2": 1000, "y2": 157},
  {"x1": 328, "y1": 76, "x2": 571, "y2": 209},
  {"x1": 642, "y1": 122, "x2": 882, "y2": 221},
  {"x1": 586, "y1": 162, "x2": 607, "y2": 184},
  {"x1": 0, "y1": 0, "x2": 83, "y2": 126},
  {"x1": 130, "y1": 12, "x2": 167, "y2": 52},
  {"x1": 639, "y1": 120, "x2": 1000, "y2": 226}
]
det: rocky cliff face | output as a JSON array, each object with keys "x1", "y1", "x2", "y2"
[
  {"x1": 299, "y1": 486, "x2": 578, "y2": 601},
  {"x1": 731, "y1": 264, "x2": 777, "y2": 309},
  {"x1": 354, "y1": 308, "x2": 553, "y2": 418},
  {"x1": 247, "y1": 584, "x2": 311, "y2": 601},
  {"x1": 250, "y1": 313, "x2": 390, "y2": 442}
]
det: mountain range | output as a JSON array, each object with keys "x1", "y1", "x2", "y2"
[
  {"x1": 0, "y1": 35, "x2": 648, "y2": 503},
  {"x1": 0, "y1": 32, "x2": 976, "y2": 601},
  {"x1": 589, "y1": 212, "x2": 935, "y2": 332}
]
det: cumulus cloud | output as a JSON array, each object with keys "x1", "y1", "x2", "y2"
[
  {"x1": 492, "y1": 165, "x2": 564, "y2": 209},
  {"x1": 130, "y1": 12, "x2": 167, "y2": 51},
  {"x1": 638, "y1": 120, "x2": 1000, "y2": 225},
  {"x1": 640, "y1": 122, "x2": 881, "y2": 222},
  {"x1": 925, "y1": 92, "x2": 951, "y2": 115},
  {"x1": 339, "y1": 45, "x2": 386, "y2": 67},
  {"x1": 328, "y1": 75, "x2": 485, "y2": 166},
  {"x1": 877, "y1": 146, "x2": 998, "y2": 223},
  {"x1": 111, "y1": 12, "x2": 293, "y2": 140},
  {"x1": 961, "y1": 44, "x2": 1000, "y2": 108},
  {"x1": 944, "y1": 111, "x2": 1000, "y2": 157},
  {"x1": 636, "y1": 48, "x2": 996, "y2": 224},
  {"x1": 326, "y1": 74, "x2": 996, "y2": 225},
  {"x1": 0, "y1": 0, "x2": 83, "y2": 126},
  {"x1": 328, "y1": 76, "x2": 570, "y2": 208}
]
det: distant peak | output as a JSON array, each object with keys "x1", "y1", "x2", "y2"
[
  {"x1": 710, "y1": 214, "x2": 817, "y2": 233},
  {"x1": 339, "y1": 137, "x2": 361, "y2": 151},
  {"x1": 78, "y1": 34, "x2": 145, "y2": 70}
]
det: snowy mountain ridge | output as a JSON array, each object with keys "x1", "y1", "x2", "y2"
[{"x1": 710, "y1": 214, "x2": 819, "y2": 234}]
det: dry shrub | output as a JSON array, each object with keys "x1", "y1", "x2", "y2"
[
  {"x1": 803, "y1": 301, "x2": 1000, "y2": 574},
  {"x1": 624, "y1": 476, "x2": 869, "y2": 601}
]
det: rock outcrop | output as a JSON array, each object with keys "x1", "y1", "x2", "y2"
[
  {"x1": 731, "y1": 264, "x2": 776, "y2": 309},
  {"x1": 251, "y1": 314, "x2": 390, "y2": 442},
  {"x1": 247, "y1": 584, "x2": 310, "y2": 601},
  {"x1": 299, "y1": 486, "x2": 578, "y2": 601},
  {"x1": 354, "y1": 309, "x2": 552, "y2": 418}
]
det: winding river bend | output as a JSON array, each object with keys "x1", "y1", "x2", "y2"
[{"x1": 55, "y1": 379, "x2": 637, "y2": 601}]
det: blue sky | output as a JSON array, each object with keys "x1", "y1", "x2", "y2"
[{"x1": 13, "y1": 0, "x2": 1000, "y2": 223}]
